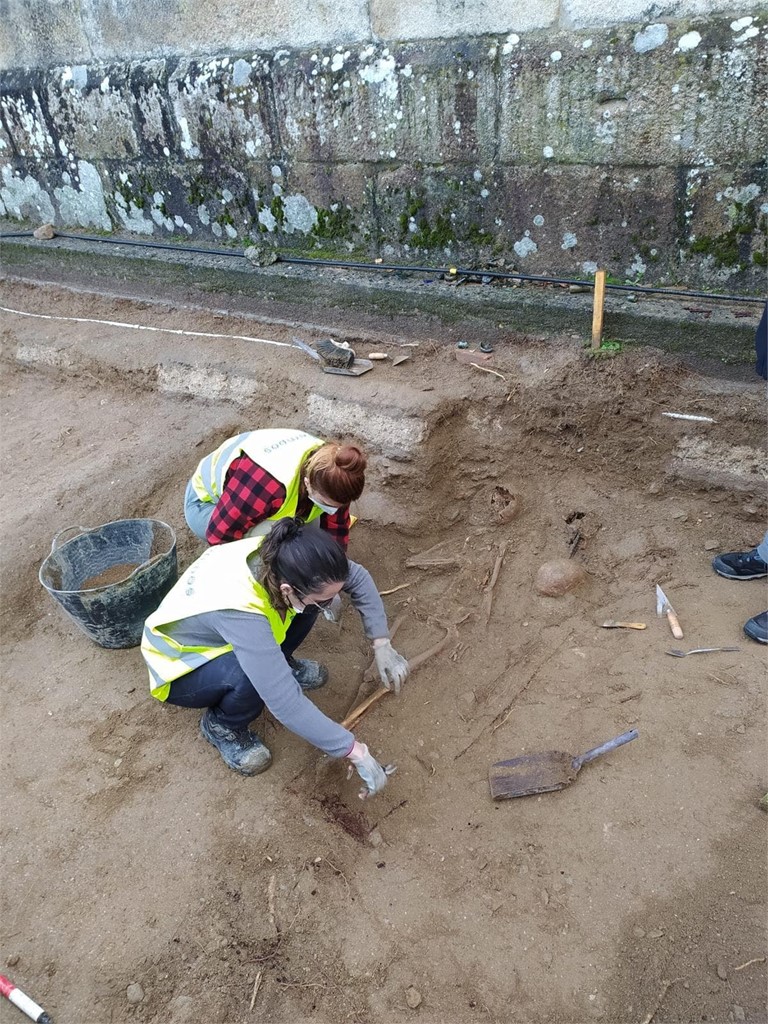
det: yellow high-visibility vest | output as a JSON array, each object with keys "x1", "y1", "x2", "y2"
[
  {"x1": 190, "y1": 428, "x2": 324, "y2": 537},
  {"x1": 141, "y1": 535, "x2": 295, "y2": 701}
]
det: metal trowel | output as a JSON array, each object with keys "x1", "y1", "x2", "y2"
[
  {"x1": 656, "y1": 584, "x2": 684, "y2": 639},
  {"x1": 293, "y1": 336, "x2": 373, "y2": 376}
]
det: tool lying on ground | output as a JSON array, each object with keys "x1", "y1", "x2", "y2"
[
  {"x1": 489, "y1": 729, "x2": 639, "y2": 800},
  {"x1": 0, "y1": 975, "x2": 51, "y2": 1024},
  {"x1": 666, "y1": 646, "x2": 740, "y2": 658},
  {"x1": 602, "y1": 620, "x2": 647, "y2": 630},
  {"x1": 656, "y1": 584, "x2": 683, "y2": 639},
  {"x1": 292, "y1": 336, "x2": 373, "y2": 376}
]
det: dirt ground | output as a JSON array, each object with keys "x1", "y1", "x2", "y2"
[{"x1": 0, "y1": 282, "x2": 766, "y2": 1024}]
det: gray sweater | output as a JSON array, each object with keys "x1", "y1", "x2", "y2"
[{"x1": 172, "y1": 560, "x2": 388, "y2": 758}]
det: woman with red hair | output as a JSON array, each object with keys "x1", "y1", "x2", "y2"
[{"x1": 184, "y1": 427, "x2": 367, "y2": 550}]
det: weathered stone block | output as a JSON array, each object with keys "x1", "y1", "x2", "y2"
[
  {"x1": 306, "y1": 392, "x2": 428, "y2": 459},
  {"x1": 45, "y1": 67, "x2": 140, "y2": 160},
  {"x1": 495, "y1": 26, "x2": 767, "y2": 166},
  {"x1": 560, "y1": 0, "x2": 742, "y2": 30},
  {"x1": 371, "y1": 0, "x2": 558, "y2": 41},
  {"x1": 167, "y1": 57, "x2": 276, "y2": 165},
  {"x1": 156, "y1": 363, "x2": 267, "y2": 403},
  {"x1": 0, "y1": 2, "x2": 90, "y2": 69},
  {"x1": 669, "y1": 437, "x2": 768, "y2": 493},
  {"x1": 159, "y1": 0, "x2": 370, "y2": 56}
]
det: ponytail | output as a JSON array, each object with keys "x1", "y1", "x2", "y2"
[
  {"x1": 305, "y1": 442, "x2": 367, "y2": 505},
  {"x1": 257, "y1": 517, "x2": 348, "y2": 609}
]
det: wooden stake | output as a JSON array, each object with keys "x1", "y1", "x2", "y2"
[{"x1": 591, "y1": 269, "x2": 607, "y2": 350}]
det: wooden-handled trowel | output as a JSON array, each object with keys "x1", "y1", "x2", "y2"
[{"x1": 656, "y1": 584, "x2": 683, "y2": 639}]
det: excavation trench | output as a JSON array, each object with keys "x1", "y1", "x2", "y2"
[{"x1": 1, "y1": 286, "x2": 766, "y2": 1024}]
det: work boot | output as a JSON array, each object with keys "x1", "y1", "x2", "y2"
[
  {"x1": 744, "y1": 611, "x2": 768, "y2": 645},
  {"x1": 289, "y1": 657, "x2": 329, "y2": 690},
  {"x1": 712, "y1": 548, "x2": 768, "y2": 580},
  {"x1": 200, "y1": 710, "x2": 272, "y2": 775}
]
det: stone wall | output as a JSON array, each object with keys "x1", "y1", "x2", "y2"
[{"x1": 1, "y1": 3, "x2": 766, "y2": 290}]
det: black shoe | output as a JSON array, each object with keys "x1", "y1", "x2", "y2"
[
  {"x1": 712, "y1": 548, "x2": 768, "y2": 580},
  {"x1": 289, "y1": 658, "x2": 329, "y2": 691},
  {"x1": 744, "y1": 611, "x2": 768, "y2": 645},
  {"x1": 200, "y1": 710, "x2": 272, "y2": 775}
]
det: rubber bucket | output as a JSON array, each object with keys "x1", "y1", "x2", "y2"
[{"x1": 39, "y1": 519, "x2": 178, "y2": 649}]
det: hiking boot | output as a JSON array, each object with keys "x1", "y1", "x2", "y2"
[
  {"x1": 200, "y1": 710, "x2": 272, "y2": 775},
  {"x1": 744, "y1": 610, "x2": 768, "y2": 645},
  {"x1": 712, "y1": 548, "x2": 768, "y2": 580},
  {"x1": 289, "y1": 657, "x2": 329, "y2": 690}
]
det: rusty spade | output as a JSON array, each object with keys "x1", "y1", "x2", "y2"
[{"x1": 656, "y1": 583, "x2": 683, "y2": 640}]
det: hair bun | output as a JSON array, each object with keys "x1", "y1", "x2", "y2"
[
  {"x1": 334, "y1": 445, "x2": 367, "y2": 473},
  {"x1": 270, "y1": 517, "x2": 303, "y2": 544}
]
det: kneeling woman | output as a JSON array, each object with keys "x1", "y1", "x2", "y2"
[
  {"x1": 184, "y1": 427, "x2": 366, "y2": 548},
  {"x1": 141, "y1": 519, "x2": 409, "y2": 798}
]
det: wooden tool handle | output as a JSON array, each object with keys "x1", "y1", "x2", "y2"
[
  {"x1": 341, "y1": 687, "x2": 389, "y2": 729},
  {"x1": 602, "y1": 621, "x2": 647, "y2": 630},
  {"x1": 666, "y1": 610, "x2": 684, "y2": 640}
]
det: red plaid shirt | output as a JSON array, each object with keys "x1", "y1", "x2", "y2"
[{"x1": 205, "y1": 454, "x2": 351, "y2": 548}]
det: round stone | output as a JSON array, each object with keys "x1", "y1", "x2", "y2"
[
  {"x1": 406, "y1": 986, "x2": 422, "y2": 1009},
  {"x1": 126, "y1": 982, "x2": 145, "y2": 1004}
]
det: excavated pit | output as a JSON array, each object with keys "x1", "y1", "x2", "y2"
[{"x1": 1, "y1": 281, "x2": 766, "y2": 1024}]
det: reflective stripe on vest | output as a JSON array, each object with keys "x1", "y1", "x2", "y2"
[
  {"x1": 141, "y1": 535, "x2": 295, "y2": 701},
  {"x1": 190, "y1": 428, "x2": 324, "y2": 506}
]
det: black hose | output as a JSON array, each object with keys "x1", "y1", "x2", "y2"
[{"x1": 1, "y1": 229, "x2": 765, "y2": 305}]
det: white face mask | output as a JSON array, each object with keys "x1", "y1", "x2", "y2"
[{"x1": 308, "y1": 490, "x2": 339, "y2": 516}]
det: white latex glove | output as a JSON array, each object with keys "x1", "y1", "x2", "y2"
[
  {"x1": 346, "y1": 741, "x2": 395, "y2": 800},
  {"x1": 373, "y1": 639, "x2": 410, "y2": 695}
]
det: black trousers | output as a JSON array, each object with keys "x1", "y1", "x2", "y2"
[{"x1": 164, "y1": 607, "x2": 318, "y2": 729}]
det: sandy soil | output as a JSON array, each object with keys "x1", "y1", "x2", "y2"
[{"x1": 0, "y1": 285, "x2": 766, "y2": 1024}]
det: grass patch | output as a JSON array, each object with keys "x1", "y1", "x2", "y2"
[{"x1": 584, "y1": 338, "x2": 623, "y2": 359}]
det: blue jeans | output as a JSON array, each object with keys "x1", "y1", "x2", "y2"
[
  {"x1": 184, "y1": 478, "x2": 215, "y2": 541},
  {"x1": 164, "y1": 606, "x2": 319, "y2": 728},
  {"x1": 758, "y1": 531, "x2": 768, "y2": 564}
]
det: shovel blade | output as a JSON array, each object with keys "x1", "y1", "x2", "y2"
[{"x1": 489, "y1": 750, "x2": 578, "y2": 800}]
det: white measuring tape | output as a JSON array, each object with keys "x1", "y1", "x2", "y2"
[{"x1": 0, "y1": 304, "x2": 292, "y2": 348}]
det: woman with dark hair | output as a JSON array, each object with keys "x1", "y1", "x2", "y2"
[
  {"x1": 184, "y1": 427, "x2": 367, "y2": 549},
  {"x1": 141, "y1": 518, "x2": 408, "y2": 797}
]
